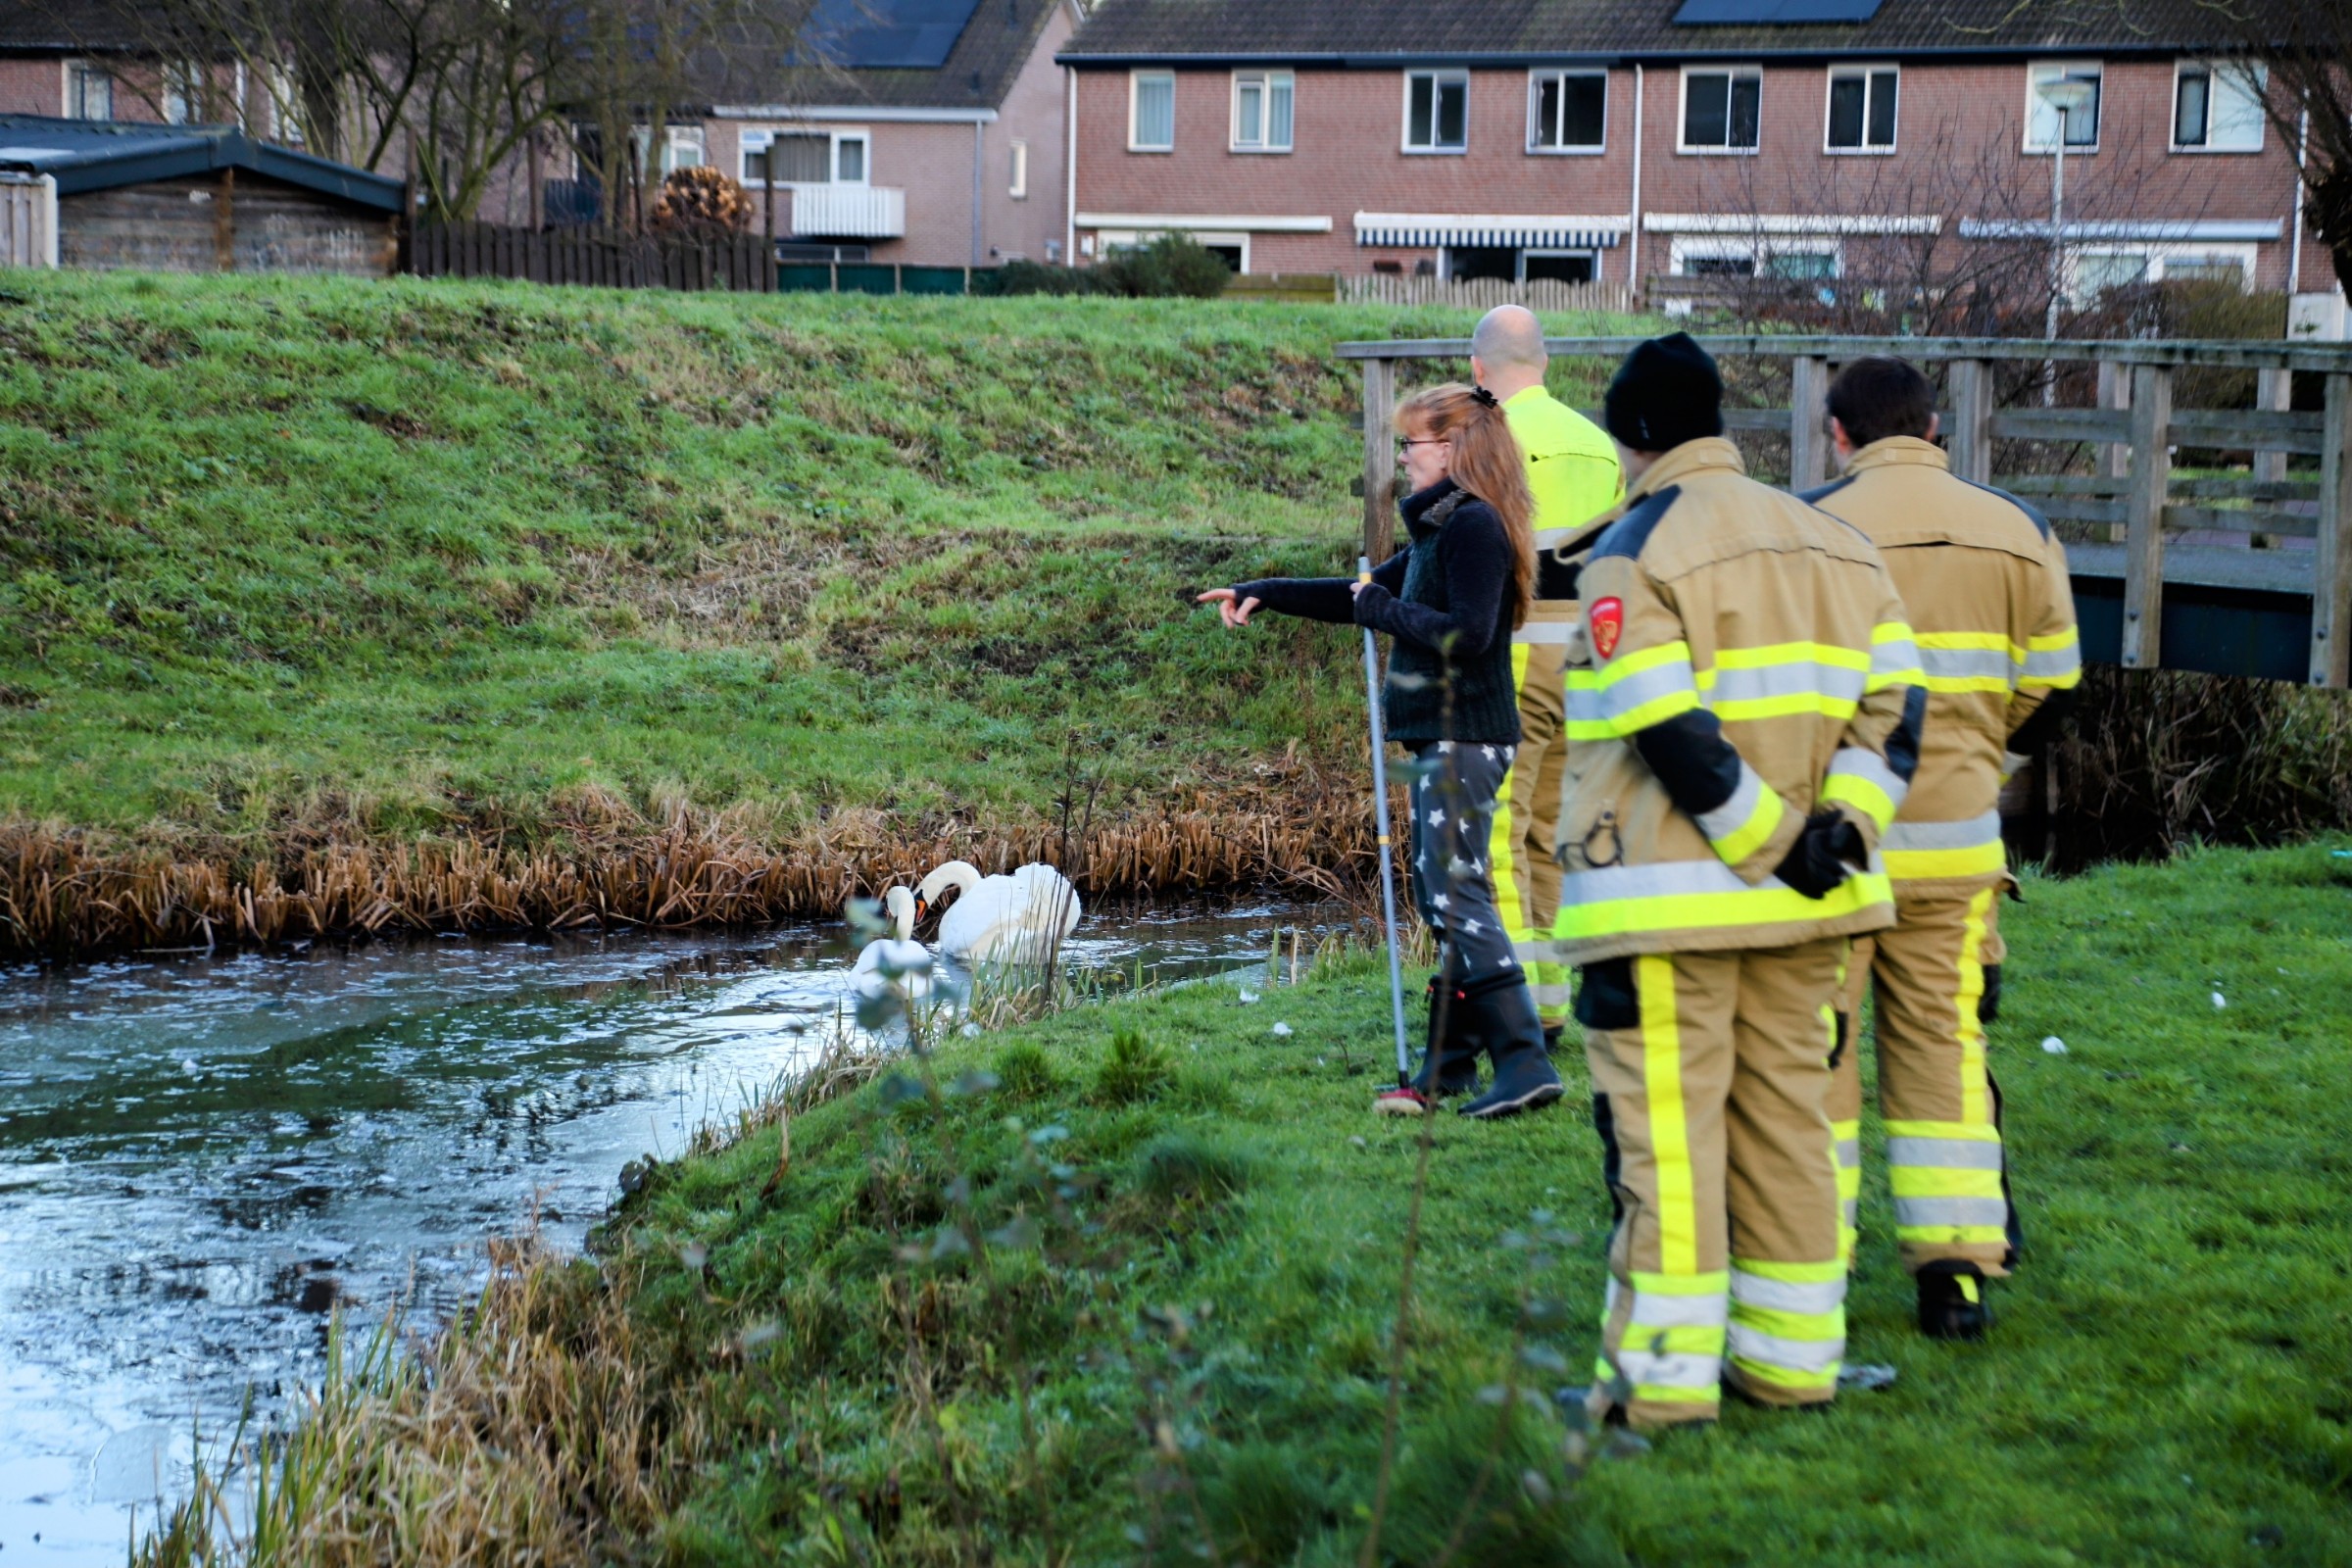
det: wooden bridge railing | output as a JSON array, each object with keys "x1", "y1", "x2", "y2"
[{"x1": 1337, "y1": 335, "x2": 2352, "y2": 688}]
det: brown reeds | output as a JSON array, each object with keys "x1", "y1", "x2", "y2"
[{"x1": 0, "y1": 765, "x2": 1388, "y2": 960}]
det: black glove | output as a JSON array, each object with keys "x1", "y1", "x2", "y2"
[
  {"x1": 1773, "y1": 808, "x2": 1866, "y2": 900},
  {"x1": 1350, "y1": 582, "x2": 1395, "y2": 627}
]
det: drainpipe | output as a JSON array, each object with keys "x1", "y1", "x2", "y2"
[
  {"x1": 1628, "y1": 65, "x2": 1644, "y2": 295},
  {"x1": 2288, "y1": 106, "x2": 2308, "y2": 295},
  {"x1": 972, "y1": 120, "x2": 985, "y2": 267},
  {"x1": 1064, "y1": 64, "x2": 1077, "y2": 267}
]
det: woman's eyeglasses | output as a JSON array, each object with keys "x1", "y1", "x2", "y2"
[{"x1": 1396, "y1": 436, "x2": 1447, "y2": 453}]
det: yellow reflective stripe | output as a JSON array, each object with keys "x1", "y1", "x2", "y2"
[
  {"x1": 1727, "y1": 1358, "x2": 1839, "y2": 1392},
  {"x1": 1555, "y1": 872, "x2": 1893, "y2": 942},
  {"x1": 1732, "y1": 1256, "x2": 1846, "y2": 1285},
  {"x1": 1958, "y1": 886, "x2": 1993, "y2": 1126},
  {"x1": 1630, "y1": 1383, "x2": 1723, "y2": 1407},
  {"x1": 2017, "y1": 668, "x2": 2082, "y2": 691},
  {"x1": 1922, "y1": 674, "x2": 2016, "y2": 693},
  {"x1": 1710, "y1": 781, "x2": 1786, "y2": 866},
  {"x1": 1884, "y1": 1119, "x2": 2001, "y2": 1142},
  {"x1": 1629, "y1": 1269, "x2": 1732, "y2": 1295},
  {"x1": 1593, "y1": 639, "x2": 1694, "y2": 686},
  {"x1": 1728, "y1": 1302, "x2": 1842, "y2": 1341},
  {"x1": 1819, "y1": 773, "x2": 1896, "y2": 832},
  {"x1": 1711, "y1": 693, "x2": 1861, "y2": 722},
  {"x1": 1917, "y1": 630, "x2": 2014, "y2": 653},
  {"x1": 1892, "y1": 1224, "x2": 2010, "y2": 1246},
  {"x1": 1708, "y1": 641, "x2": 1872, "y2": 672},
  {"x1": 1490, "y1": 645, "x2": 1530, "y2": 937},
  {"x1": 1640, "y1": 954, "x2": 1697, "y2": 1278},
  {"x1": 1873, "y1": 621, "x2": 1917, "y2": 647},
  {"x1": 1891, "y1": 1167, "x2": 2006, "y2": 1200},
  {"x1": 2028, "y1": 628, "x2": 2078, "y2": 651},
  {"x1": 1885, "y1": 843, "x2": 2009, "y2": 880}
]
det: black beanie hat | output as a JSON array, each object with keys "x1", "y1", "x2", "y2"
[{"x1": 1603, "y1": 331, "x2": 1725, "y2": 453}]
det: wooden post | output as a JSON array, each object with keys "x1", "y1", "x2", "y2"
[
  {"x1": 2254, "y1": 367, "x2": 2291, "y2": 486},
  {"x1": 2120, "y1": 363, "x2": 2173, "y2": 671},
  {"x1": 2097, "y1": 359, "x2": 2132, "y2": 541},
  {"x1": 1790, "y1": 356, "x2": 1830, "y2": 489},
  {"x1": 214, "y1": 166, "x2": 235, "y2": 271},
  {"x1": 2314, "y1": 373, "x2": 2352, "y2": 688},
  {"x1": 1361, "y1": 356, "x2": 1398, "y2": 563},
  {"x1": 1946, "y1": 359, "x2": 1992, "y2": 485}
]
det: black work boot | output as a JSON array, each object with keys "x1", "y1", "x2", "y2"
[
  {"x1": 1916, "y1": 1261, "x2": 1991, "y2": 1341},
  {"x1": 1409, "y1": 977, "x2": 1480, "y2": 1099},
  {"x1": 1456, "y1": 979, "x2": 1564, "y2": 1120}
]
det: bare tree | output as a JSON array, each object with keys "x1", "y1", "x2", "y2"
[{"x1": 2200, "y1": 0, "x2": 2352, "y2": 297}]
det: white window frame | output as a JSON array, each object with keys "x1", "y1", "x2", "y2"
[
  {"x1": 64, "y1": 59, "x2": 112, "y2": 121},
  {"x1": 2024, "y1": 61, "x2": 2103, "y2": 154},
  {"x1": 1401, "y1": 69, "x2": 1470, "y2": 155},
  {"x1": 2069, "y1": 241, "x2": 2257, "y2": 300},
  {"x1": 2170, "y1": 60, "x2": 2265, "y2": 154},
  {"x1": 163, "y1": 61, "x2": 200, "y2": 125},
  {"x1": 1526, "y1": 68, "x2": 1607, "y2": 156},
  {"x1": 1097, "y1": 227, "x2": 1250, "y2": 272},
  {"x1": 1129, "y1": 69, "x2": 1176, "y2": 152},
  {"x1": 1669, "y1": 234, "x2": 1842, "y2": 278},
  {"x1": 1823, "y1": 64, "x2": 1898, "y2": 155},
  {"x1": 1678, "y1": 64, "x2": 1762, "y2": 155},
  {"x1": 740, "y1": 127, "x2": 868, "y2": 187},
  {"x1": 1008, "y1": 137, "x2": 1028, "y2": 198},
  {"x1": 1230, "y1": 69, "x2": 1294, "y2": 153},
  {"x1": 1521, "y1": 247, "x2": 1601, "y2": 282}
]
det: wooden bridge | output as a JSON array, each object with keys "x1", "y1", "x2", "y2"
[{"x1": 1336, "y1": 335, "x2": 2352, "y2": 689}]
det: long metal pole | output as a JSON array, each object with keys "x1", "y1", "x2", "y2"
[
  {"x1": 2045, "y1": 135, "x2": 2066, "y2": 339},
  {"x1": 1359, "y1": 556, "x2": 1411, "y2": 1088}
]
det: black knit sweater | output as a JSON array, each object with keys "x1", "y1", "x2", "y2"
[{"x1": 1231, "y1": 479, "x2": 1521, "y2": 746}]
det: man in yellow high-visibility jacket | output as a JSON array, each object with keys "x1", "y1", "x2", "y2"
[{"x1": 1470, "y1": 306, "x2": 1621, "y2": 1047}]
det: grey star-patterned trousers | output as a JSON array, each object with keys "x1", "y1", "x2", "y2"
[{"x1": 1406, "y1": 739, "x2": 1522, "y2": 988}]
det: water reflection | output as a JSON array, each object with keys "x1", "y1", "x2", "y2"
[{"x1": 0, "y1": 903, "x2": 1336, "y2": 1564}]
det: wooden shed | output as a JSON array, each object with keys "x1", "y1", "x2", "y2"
[{"x1": 0, "y1": 115, "x2": 402, "y2": 275}]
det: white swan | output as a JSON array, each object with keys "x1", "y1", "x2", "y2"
[
  {"x1": 852, "y1": 886, "x2": 935, "y2": 1000},
  {"x1": 915, "y1": 859, "x2": 1082, "y2": 965}
]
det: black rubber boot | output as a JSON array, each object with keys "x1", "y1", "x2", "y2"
[
  {"x1": 1916, "y1": 1261, "x2": 1991, "y2": 1341},
  {"x1": 1409, "y1": 977, "x2": 1480, "y2": 1099},
  {"x1": 1456, "y1": 980, "x2": 1564, "y2": 1120}
]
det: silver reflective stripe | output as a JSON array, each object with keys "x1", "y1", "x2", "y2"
[
  {"x1": 1886, "y1": 1137, "x2": 2005, "y2": 1172},
  {"x1": 1529, "y1": 982, "x2": 1574, "y2": 1007},
  {"x1": 1836, "y1": 1138, "x2": 1861, "y2": 1168},
  {"x1": 1726, "y1": 1324, "x2": 1844, "y2": 1375},
  {"x1": 1705, "y1": 661, "x2": 1867, "y2": 708},
  {"x1": 2000, "y1": 751, "x2": 2030, "y2": 780},
  {"x1": 1729, "y1": 1271, "x2": 1845, "y2": 1316},
  {"x1": 1893, "y1": 1197, "x2": 2009, "y2": 1228},
  {"x1": 1573, "y1": 659, "x2": 1698, "y2": 726},
  {"x1": 1611, "y1": 1278, "x2": 1731, "y2": 1331},
  {"x1": 1920, "y1": 645, "x2": 2015, "y2": 683},
  {"x1": 1827, "y1": 746, "x2": 1907, "y2": 803},
  {"x1": 1616, "y1": 1346, "x2": 1724, "y2": 1392},
  {"x1": 1882, "y1": 811, "x2": 2002, "y2": 851},
  {"x1": 1842, "y1": 1198, "x2": 1859, "y2": 1225},
  {"x1": 1513, "y1": 935, "x2": 1562, "y2": 964},
  {"x1": 1512, "y1": 620, "x2": 1578, "y2": 645},
  {"x1": 2020, "y1": 643, "x2": 2081, "y2": 681},
  {"x1": 1871, "y1": 632, "x2": 1922, "y2": 677},
  {"x1": 1561, "y1": 854, "x2": 1882, "y2": 907},
  {"x1": 1694, "y1": 761, "x2": 1769, "y2": 847}
]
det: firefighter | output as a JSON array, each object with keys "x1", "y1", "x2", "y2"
[
  {"x1": 1470, "y1": 306, "x2": 1623, "y2": 1045},
  {"x1": 1800, "y1": 356, "x2": 2081, "y2": 1341},
  {"x1": 1551, "y1": 334, "x2": 1925, "y2": 1430}
]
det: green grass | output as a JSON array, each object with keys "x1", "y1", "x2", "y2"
[
  {"x1": 587, "y1": 840, "x2": 2352, "y2": 1566},
  {"x1": 0, "y1": 272, "x2": 1642, "y2": 850}
]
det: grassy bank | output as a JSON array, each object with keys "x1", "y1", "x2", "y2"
[
  {"x1": 148, "y1": 842, "x2": 2352, "y2": 1566},
  {"x1": 0, "y1": 272, "x2": 1642, "y2": 954}
]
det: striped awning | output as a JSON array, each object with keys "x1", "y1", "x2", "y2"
[{"x1": 1354, "y1": 212, "x2": 1625, "y2": 250}]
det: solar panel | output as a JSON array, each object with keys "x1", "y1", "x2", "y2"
[
  {"x1": 1673, "y1": 0, "x2": 1886, "y2": 24},
  {"x1": 800, "y1": 0, "x2": 983, "y2": 69}
]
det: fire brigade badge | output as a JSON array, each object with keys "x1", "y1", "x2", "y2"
[{"x1": 1589, "y1": 597, "x2": 1623, "y2": 661}]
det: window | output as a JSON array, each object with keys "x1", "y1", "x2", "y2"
[
  {"x1": 163, "y1": 62, "x2": 199, "y2": 124},
  {"x1": 637, "y1": 125, "x2": 706, "y2": 177},
  {"x1": 742, "y1": 129, "x2": 866, "y2": 185},
  {"x1": 1231, "y1": 70, "x2": 1294, "y2": 151},
  {"x1": 2025, "y1": 62, "x2": 2101, "y2": 151},
  {"x1": 1130, "y1": 71, "x2": 1174, "y2": 151},
  {"x1": 1681, "y1": 66, "x2": 1760, "y2": 152},
  {"x1": 65, "y1": 60, "x2": 112, "y2": 121},
  {"x1": 1524, "y1": 250, "x2": 1596, "y2": 283},
  {"x1": 2073, "y1": 244, "x2": 2253, "y2": 300},
  {"x1": 2173, "y1": 62, "x2": 2264, "y2": 152},
  {"x1": 1529, "y1": 70, "x2": 1605, "y2": 152},
  {"x1": 1008, "y1": 137, "x2": 1028, "y2": 198},
  {"x1": 1826, "y1": 66, "x2": 1896, "y2": 152},
  {"x1": 1404, "y1": 70, "x2": 1468, "y2": 152}
]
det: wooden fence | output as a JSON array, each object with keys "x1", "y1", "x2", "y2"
[
  {"x1": 407, "y1": 220, "x2": 775, "y2": 292},
  {"x1": 0, "y1": 174, "x2": 56, "y2": 269},
  {"x1": 1341, "y1": 274, "x2": 1639, "y2": 315},
  {"x1": 1339, "y1": 334, "x2": 2352, "y2": 687}
]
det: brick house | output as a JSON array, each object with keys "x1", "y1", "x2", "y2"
[
  {"x1": 0, "y1": 2, "x2": 296, "y2": 140},
  {"x1": 1054, "y1": 0, "x2": 2338, "y2": 313}
]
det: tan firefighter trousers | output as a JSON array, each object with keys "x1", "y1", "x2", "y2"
[
  {"x1": 1582, "y1": 936, "x2": 1848, "y2": 1429},
  {"x1": 1829, "y1": 884, "x2": 2016, "y2": 1275},
  {"x1": 1492, "y1": 628, "x2": 1572, "y2": 1028}
]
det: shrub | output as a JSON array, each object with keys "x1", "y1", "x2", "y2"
[
  {"x1": 994, "y1": 234, "x2": 1233, "y2": 300},
  {"x1": 993, "y1": 1040, "x2": 1062, "y2": 1101},
  {"x1": 1091, "y1": 1024, "x2": 1175, "y2": 1104}
]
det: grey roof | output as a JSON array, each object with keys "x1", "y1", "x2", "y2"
[
  {"x1": 692, "y1": 0, "x2": 1069, "y2": 112},
  {"x1": 0, "y1": 2, "x2": 149, "y2": 52},
  {"x1": 1057, "y1": 0, "x2": 2253, "y2": 64},
  {"x1": 0, "y1": 116, "x2": 405, "y2": 209}
]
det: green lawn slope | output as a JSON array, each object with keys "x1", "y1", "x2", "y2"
[
  {"x1": 0, "y1": 273, "x2": 1636, "y2": 852},
  {"x1": 149, "y1": 842, "x2": 2352, "y2": 1566}
]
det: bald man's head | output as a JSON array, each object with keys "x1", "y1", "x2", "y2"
[{"x1": 1470, "y1": 305, "x2": 1547, "y2": 400}]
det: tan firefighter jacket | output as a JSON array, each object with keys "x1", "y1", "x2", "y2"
[
  {"x1": 1801, "y1": 437, "x2": 2082, "y2": 891},
  {"x1": 1548, "y1": 437, "x2": 1925, "y2": 965}
]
